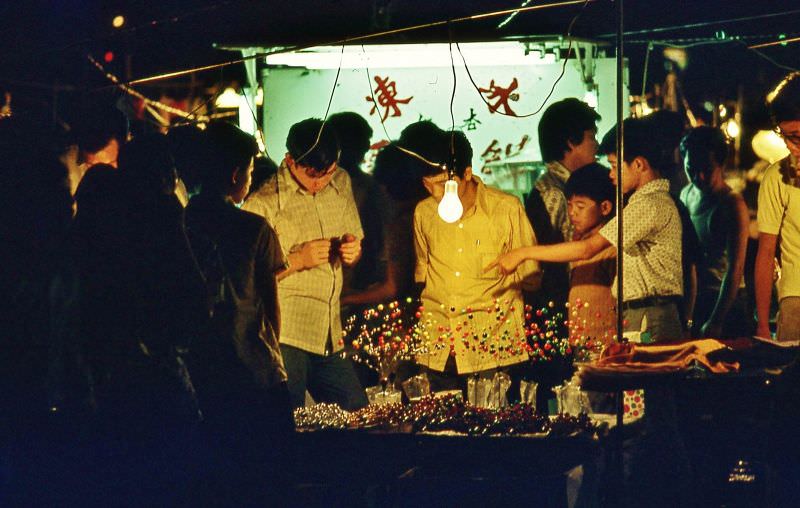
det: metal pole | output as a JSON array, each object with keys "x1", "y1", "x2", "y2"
[
  {"x1": 615, "y1": 0, "x2": 625, "y2": 345},
  {"x1": 615, "y1": 1, "x2": 626, "y2": 496}
]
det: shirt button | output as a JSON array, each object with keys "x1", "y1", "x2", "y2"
[
  {"x1": 455, "y1": 271, "x2": 461, "y2": 277},
  {"x1": 457, "y1": 248, "x2": 463, "y2": 253},
  {"x1": 458, "y1": 223, "x2": 464, "y2": 229}
]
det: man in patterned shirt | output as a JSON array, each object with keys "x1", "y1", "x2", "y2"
[
  {"x1": 243, "y1": 118, "x2": 368, "y2": 410},
  {"x1": 489, "y1": 116, "x2": 684, "y2": 341},
  {"x1": 525, "y1": 98, "x2": 600, "y2": 311},
  {"x1": 488, "y1": 116, "x2": 691, "y2": 506}
]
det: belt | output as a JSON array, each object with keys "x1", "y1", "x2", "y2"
[{"x1": 621, "y1": 295, "x2": 681, "y2": 310}]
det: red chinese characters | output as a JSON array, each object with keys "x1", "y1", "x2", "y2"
[
  {"x1": 365, "y1": 75, "x2": 413, "y2": 121},
  {"x1": 478, "y1": 78, "x2": 520, "y2": 116}
]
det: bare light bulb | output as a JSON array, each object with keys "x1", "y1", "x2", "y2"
[{"x1": 437, "y1": 179, "x2": 463, "y2": 223}]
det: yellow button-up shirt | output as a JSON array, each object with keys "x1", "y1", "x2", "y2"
[
  {"x1": 242, "y1": 164, "x2": 363, "y2": 355},
  {"x1": 413, "y1": 177, "x2": 541, "y2": 374}
]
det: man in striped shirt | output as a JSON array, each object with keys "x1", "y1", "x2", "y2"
[{"x1": 243, "y1": 118, "x2": 367, "y2": 410}]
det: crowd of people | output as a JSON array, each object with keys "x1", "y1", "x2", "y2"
[{"x1": 2, "y1": 70, "x2": 800, "y2": 505}]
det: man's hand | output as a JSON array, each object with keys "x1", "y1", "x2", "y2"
[
  {"x1": 484, "y1": 250, "x2": 524, "y2": 276},
  {"x1": 340, "y1": 233, "x2": 361, "y2": 266},
  {"x1": 298, "y1": 239, "x2": 332, "y2": 269}
]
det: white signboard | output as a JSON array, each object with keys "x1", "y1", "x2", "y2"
[{"x1": 261, "y1": 42, "x2": 626, "y2": 196}]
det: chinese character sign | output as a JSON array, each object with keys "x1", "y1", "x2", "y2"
[
  {"x1": 365, "y1": 75, "x2": 413, "y2": 122},
  {"x1": 478, "y1": 78, "x2": 520, "y2": 116}
]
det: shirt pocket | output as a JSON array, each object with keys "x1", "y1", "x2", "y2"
[
  {"x1": 272, "y1": 214, "x2": 298, "y2": 255},
  {"x1": 477, "y1": 248, "x2": 502, "y2": 280}
]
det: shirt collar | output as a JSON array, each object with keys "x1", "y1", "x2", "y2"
[
  {"x1": 277, "y1": 161, "x2": 343, "y2": 210},
  {"x1": 459, "y1": 175, "x2": 489, "y2": 220},
  {"x1": 546, "y1": 161, "x2": 572, "y2": 184},
  {"x1": 630, "y1": 178, "x2": 670, "y2": 201}
]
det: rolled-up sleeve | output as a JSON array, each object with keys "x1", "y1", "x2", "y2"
[
  {"x1": 757, "y1": 162, "x2": 785, "y2": 235},
  {"x1": 413, "y1": 207, "x2": 428, "y2": 284},
  {"x1": 600, "y1": 198, "x2": 656, "y2": 252},
  {"x1": 511, "y1": 201, "x2": 542, "y2": 291}
]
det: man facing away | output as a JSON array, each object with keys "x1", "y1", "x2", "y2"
[
  {"x1": 184, "y1": 121, "x2": 292, "y2": 503},
  {"x1": 243, "y1": 118, "x2": 368, "y2": 410}
]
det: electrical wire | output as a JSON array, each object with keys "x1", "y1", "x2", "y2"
[
  {"x1": 455, "y1": 0, "x2": 591, "y2": 118},
  {"x1": 750, "y1": 35, "x2": 800, "y2": 50},
  {"x1": 742, "y1": 43, "x2": 799, "y2": 72},
  {"x1": 640, "y1": 42, "x2": 652, "y2": 100},
  {"x1": 116, "y1": 0, "x2": 593, "y2": 88},
  {"x1": 361, "y1": 45, "x2": 444, "y2": 171},
  {"x1": 294, "y1": 45, "x2": 345, "y2": 165},
  {"x1": 447, "y1": 23, "x2": 457, "y2": 173},
  {"x1": 497, "y1": 0, "x2": 533, "y2": 30},
  {"x1": 598, "y1": 8, "x2": 800, "y2": 39},
  {"x1": 87, "y1": 54, "x2": 232, "y2": 123}
]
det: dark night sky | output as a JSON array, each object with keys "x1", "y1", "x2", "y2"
[{"x1": 1, "y1": 0, "x2": 799, "y2": 128}]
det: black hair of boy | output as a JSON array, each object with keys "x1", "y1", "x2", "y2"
[
  {"x1": 565, "y1": 162, "x2": 616, "y2": 217},
  {"x1": 679, "y1": 126, "x2": 728, "y2": 177},
  {"x1": 203, "y1": 121, "x2": 259, "y2": 193},
  {"x1": 538, "y1": 98, "x2": 601, "y2": 163},
  {"x1": 326, "y1": 112, "x2": 373, "y2": 173},
  {"x1": 768, "y1": 72, "x2": 800, "y2": 123},
  {"x1": 599, "y1": 116, "x2": 673, "y2": 176},
  {"x1": 286, "y1": 118, "x2": 339, "y2": 171}
]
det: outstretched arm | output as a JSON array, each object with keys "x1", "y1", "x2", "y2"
[{"x1": 485, "y1": 234, "x2": 611, "y2": 275}]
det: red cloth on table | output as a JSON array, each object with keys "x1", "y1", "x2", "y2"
[{"x1": 593, "y1": 339, "x2": 740, "y2": 374}]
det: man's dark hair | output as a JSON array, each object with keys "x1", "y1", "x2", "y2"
[
  {"x1": 249, "y1": 156, "x2": 279, "y2": 197},
  {"x1": 72, "y1": 105, "x2": 127, "y2": 156},
  {"x1": 445, "y1": 131, "x2": 474, "y2": 179},
  {"x1": 565, "y1": 162, "x2": 616, "y2": 216},
  {"x1": 327, "y1": 112, "x2": 373, "y2": 173},
  {"x1": 768, "y1": 72, "x2": 800, "y2": 124},
  {"x1": 167, "y1": 124, "x2": 209, "y2": 195},
  {"x1": 372, "y1": 144, "x2": 428, "y2": 203},
  {"x1": 286, "y1": 118, "x2": 339, "y2": 171},
  {"x1": 203, "y1": 121, "x2": 258, "y2": 192},
  {"x1": 118, "y1": 132, "x2": 177, "y2": 196},
  {"x1": 397, "y1": 122, "x2": 473, "y2": 179},
  {"x1": 397, "y1": 120, "x2": 447, "y2": 178},
  {"x1": 679, "y1": 126, "x2": 728, "y2": 174},
  {"x1": 538, "y1": 98, "x2": 601, "y2": 163}
]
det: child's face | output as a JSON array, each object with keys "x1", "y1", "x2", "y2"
[
  {"x1": 606, "y1": 153, "x2": 639, "y2": 194},
  {"x1": 568, "y1": 195, "x2": 609, "y2": 236}
]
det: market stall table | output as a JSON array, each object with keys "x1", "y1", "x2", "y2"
[{"x1": 291, "y1": 397, "x2": 604, "y2": 507}]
